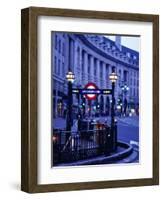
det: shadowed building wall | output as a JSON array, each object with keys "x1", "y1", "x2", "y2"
[{"x1": 52, "y1": 32, "x2": 139, "y2": 118}]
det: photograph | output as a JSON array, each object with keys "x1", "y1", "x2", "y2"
[
  {"x1": 21, "y1": 7, "x2": 159, "y2": 193},
  {"x1": 52, "y1": 32, "x2": 140, "y2": 167}
]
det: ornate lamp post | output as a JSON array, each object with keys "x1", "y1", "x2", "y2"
[
  {"x1": 109, "y1": 71, "x2": 118, "y2": 151},
  {"x1": 66, "y1": 71, "x2": 75, "y2": 141},
  {"x1": 121, "y1": 84, "x2": 129, "y2": 98},
  {"x1": 121, "y1": 84, "x2": 129, "y2": 116}
]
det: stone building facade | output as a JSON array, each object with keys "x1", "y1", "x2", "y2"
[{"x1": 52, "y1": 32, "x2": 139, "y2": 118}]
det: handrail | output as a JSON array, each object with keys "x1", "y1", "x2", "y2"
[{"x1": 61, "y1": 135, "x2": 72, "y2": 152}]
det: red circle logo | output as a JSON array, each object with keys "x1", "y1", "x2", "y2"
[{"x1": 84, "y1": 82, "x2": 98, "y2": 100}]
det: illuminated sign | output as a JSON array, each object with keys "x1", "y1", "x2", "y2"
[
  {"x1": 81, "y1": 89, "x2": 101, "y2": 94},
  {"x1": 72, "y1": 82, "x2": 112, "y2": 100},
  {"x1": 84, "y1": 83, "x2": 98, "y2": 100}
]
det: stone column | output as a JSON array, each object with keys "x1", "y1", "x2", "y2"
[
  {"x1": 102, "y1": 63, "x2": 106, "y2": 113},
  {"x1": 108, "y1": 64, "x2": 111, "y2": 88},
  {"x1": 84, "y1": 51, "x2": 88, "y2": 84},
  {"x1": 74, "y1": 45, "x2": 82, "y2": 84},
  {"x1": 106, "y1": 64, "x2": 109, "y2": 88},
  {"x1": 74, "y1": 44, "x2": 78, "y2": 77},
  {"x1": 69, "y1": 39, "x2": 74, "y2": 71},
  {"x1": 96, "y1": 59, "x2": 100, "y2": 88},
  {"x1": 90, "y1": 55, "x2": 94, "y2": 82},
  {"x1": 79, "y1": 48, "x2": 82, "y2": 84},
  {"x1": 102, "y1": 62, "x2": 106, "y2": 88}
]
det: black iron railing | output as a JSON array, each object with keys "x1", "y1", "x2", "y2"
[{"x1": 52, "y1": 126, "x2": 116, "y2": 165}]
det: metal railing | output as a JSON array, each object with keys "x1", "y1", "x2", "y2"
[{"x1": 52, "y1": 126, "x2": 115, "y2": 165}]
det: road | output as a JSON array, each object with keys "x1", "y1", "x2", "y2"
[
  {"x1": 117, "y1": 116, "x2": 139, "y2": 144},
  {"x1": 53, "y1": 115, "x2": 139, "y2": 144},
  {"x1": 95, "y1": 116, "x2": 139, "y2": 163},
  {"x1": 116, "y1": 116, "x2": 139, "y2": 163}
]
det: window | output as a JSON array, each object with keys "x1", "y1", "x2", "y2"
[
  {"x1": 82, "y1": 51, "x2": 84, "y2": 72},
  {"x1": 119, "y1": 69, "x2": 121, "y2": 78},
  {"x1": 94, "y1": 59, "x2": 97, "y2": 76},
  {"x1": 62, "y1": 62, "x2": 65, "y2": 77},
  {"x1": 77, "y1": 47, "x2": 80, "y2": 65},
  {"x1": 59, "y1": 60, "x2": 61, "y2": 76},
  {"x1": 55, "y1": 35, "x2": 57, "y2": 50},
  {"x1": 58, "y1": 40, "x2": 61, "y2": 53},
  {"x1": 100, "y1": 62, "x2": 103, "y2": 78},
  {"x1": 112, "y1": 66, "x2": 115, "y2": 73},
  {"x1": 54, "y1": 56, "x2": 57, "y2": 74},
  {"x1": 58, "y1": 59, "x2": 60, "y2": 75},
  {"x1": 62, "y1": 43, "x2": 65, "y2": 56},
  {"x1": 123, "y1": 70, "x2": 127, "y2": 82},
  {"x1": 88, "y1": 55, "x2": 90, "y2": 74},
  {"x1": 134, "y1": 78, "x2": 136, "y2": 86}
]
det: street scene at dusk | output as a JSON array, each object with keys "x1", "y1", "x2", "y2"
[{"x1": 52, "y1": 32, "x2": 139, "y2": 167}]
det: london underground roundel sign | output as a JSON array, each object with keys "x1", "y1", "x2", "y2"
[{"x1": 84, "y1": 82, "x2": 98, "y2": 100}]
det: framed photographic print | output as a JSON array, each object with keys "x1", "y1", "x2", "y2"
[{"x1": 21, "y1": 7, "x2": 159, "y2": 193}]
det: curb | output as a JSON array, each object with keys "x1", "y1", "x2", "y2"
[{"x1": 57, "y1": 141, "x2": 134, "y2": 166}]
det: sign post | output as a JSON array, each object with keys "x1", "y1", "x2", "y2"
[{"x1": 71, "y1": 80, "x2": 118, "y2": 153}]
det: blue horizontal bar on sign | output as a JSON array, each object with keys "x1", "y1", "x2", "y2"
[{"x1": 72, "y1": 89, "x2": 112, "y2": 95}]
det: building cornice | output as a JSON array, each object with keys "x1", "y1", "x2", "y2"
[{"x1": 76, "y1": 34, "x2": 139, "y2": 71}]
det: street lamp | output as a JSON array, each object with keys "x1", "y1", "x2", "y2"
[
  {"x1": 123, "y1": 84, "x2": 129, "y2": 91},
  {"x1": 121, "y1": 84, "x2": 129, "y2": 96},
  {"x1": 109, "y1": 71, "x2": 118, "y2": 151},
  {"x1": 121, "y1": 84, "x2": 129, "y2": 116},
  {"x1": 66, "y1": 71, "x2": 75, "y2": 83},
  {"x1": 66, "y1": 70, "x2": 75, "y2": 141},
  {"x1": 109, "y1": 72, "x2": 118, "y2": 83}
]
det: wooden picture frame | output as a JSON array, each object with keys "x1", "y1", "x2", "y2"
[{"x1": 21, "y1": 7, "x2": 159, "y2": 193}]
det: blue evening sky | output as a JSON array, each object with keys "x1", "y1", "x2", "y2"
[{"x1": 107, "y1": 36, "x2": 140, "y2": 52}]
